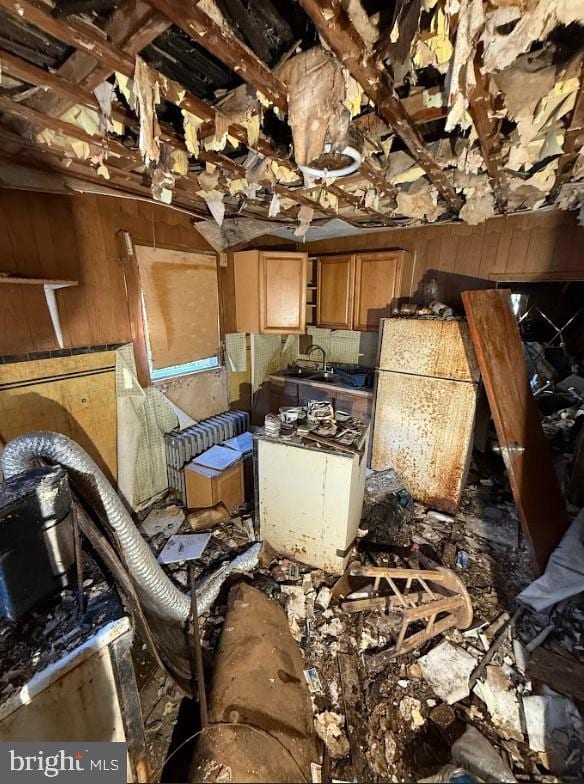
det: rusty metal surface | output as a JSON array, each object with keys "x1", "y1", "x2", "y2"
[
  {"x1": 371, "y1": 371, "x2": 477, "y2": 514},
  {"x1": 378, "y1": 318, "x2": 480, "y2": 382}
]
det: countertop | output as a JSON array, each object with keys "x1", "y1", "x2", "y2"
[{"x1": 268, "y1": 372, "x2": 374, "y2": 399}]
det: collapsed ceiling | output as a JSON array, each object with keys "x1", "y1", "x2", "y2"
[{"x1": 0, "y1": 0, "x2": 582, "y2": 237}]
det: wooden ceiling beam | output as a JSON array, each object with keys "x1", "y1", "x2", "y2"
[
  {"x1": 0, "y1": 48, "x2": 133, "y2": 129},
  {"x1": 0, "y1": 0, "x2": 135, "y2": 76},
  {"x1": 355, "y1": 87, "x2": 447, "y2": 138},
  {"x1": 28, "y1": 1, "x2": 170, "y2": 116},
  {"x1": 467, "y1": 61, "x2": 507, "y2": 213},
  {"x1": 550, "y1": 61, "x2": 584, "y2": 202},
  {"x1": 0, "y1": 94, "x2": 142, "y2": 165},
  {"x1": 145, "y1": 0, "x2": 288, "y2": 111},
  {"x1": 297, "y1": 0, "x2": 462, "y2": 212}
]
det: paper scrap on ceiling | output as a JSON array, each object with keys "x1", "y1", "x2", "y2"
[
  {"x1": 271, "y1": 161, "x2": 298, "y2": 184},
  {"x1": 445, "y1": 0, "x2": 484, "y2": 132},
  {"x1": 396, "y1": 181, "x2": 442, "y2": 222},
  {"x1": 115, "y1": 72, "x2": 137, "y2": 112},
  {"x1": 481, "y1": 0, "x2": 584, "y2": 74},
  {"x1": 458, "y1": 174, "x2": 496, "y2": 224},
  {"x1": 134, "y1": 56, "x2": 161, "y2": 165},
  {"x1": 198, "y1": 189, "x2": 225, "y2": 226},
  {"x1": 278, "y1": 47, "x2": 351, "y2": 167},
  {"x1": 215, "y1": 84, "x2": 260, "y2": 148},
  {"x1": 341, "y1": 0, "x2": 379, "y2": 47},
  {"x1": 182, "y1": 110, "x2": 204, "y2": 158},
  {"x1": 151, "y1": 144, "x2": 175, "y2": 204},
  {"x1": 93, "y1": 81, "x2": 121, "y2": 135},
  {"x1": 295, "y1": 205, "x2": 314, "y2": 237},
  {"x1": 268, "y1": 192, "x2": 281, "y2": 217}
]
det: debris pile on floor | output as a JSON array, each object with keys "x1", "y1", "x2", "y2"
[{"x1": 137, "y1": 379, "x2": 584, "y2": 783}]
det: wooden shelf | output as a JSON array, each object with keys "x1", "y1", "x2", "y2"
[
  {"x1": 0, "y1": 276, "x2": 78, "y2": 286},
  {"x1": 0, "y1": 274, "x2": 79, "y2": 347}
]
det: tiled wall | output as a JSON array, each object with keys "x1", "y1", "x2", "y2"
[{"x1": 304, "y1": 327, "x2": 379, "y2": 367}]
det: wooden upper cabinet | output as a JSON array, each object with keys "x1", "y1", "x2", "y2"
[
  {"x1": 353, "y1": 251, "x2": 407, "y2": 331},
  {"x1": 233, "y1": 250, "x2": 308, "y2": 334},
  {"x1": 316, "y1": 254, "x2": 355, "y2": 329},
  {"x1": 316, "y1": 250, "x2": 411, "y2": 332}
]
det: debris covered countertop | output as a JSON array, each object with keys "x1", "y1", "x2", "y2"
[
  {"x1": 0, "y1": 553, "x2": 126, "y2": 710},
  {"x1": 255, "y1": 401, "x2": 370, "y2": 458}
]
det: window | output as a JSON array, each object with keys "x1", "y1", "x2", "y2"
[{"x1": 134, "y1": 246, "x2": 221, "y2": 382}]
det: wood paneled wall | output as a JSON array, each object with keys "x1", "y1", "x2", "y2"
[
  {"x1": 0, "y1": 189, "x2": 214, "y2": 355},
  {"x1": 303, "y1": 209, "x2": 584, "y2": 308}
]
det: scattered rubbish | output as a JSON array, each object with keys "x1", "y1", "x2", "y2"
[
  {"x1": 419, "y1": 641, "x2": 477, "y2": 704},
  {"x1": 512, "y1": 639, "x2": 529, "y2": 675},
  {"x1": 316, "y1": 586, "x2": 332, "y2": 610},
  {"x1": 523, "y1": 690, "x2": 584, "y2": 776},
  {"x1": 456, "y1": 550, "x2": 470, "y2": 568},
  {"x1": 187, "y1": 503, "x2": 231, "y2": 531},
  {"x1": 304, "y1": 667, "x2": 323, "y2": 694},
  {"x1": 399, "y1": 696, "x2": 425, "y2": 729},
  {"x1": 473, "y1": 666, "x2": 523, "y2": 741},
  {"x1": 314, "y1": 711, "x2": 350, "y2": 759},
  {"x1": 428, "y1": 703, "x2": 455, "y2": 728},
  {"x1": 157, "y1": 533, "x2": 212, "y2": 565},
  {"x1": 141, "y1": 504, "x2": 185, "y2": 538},
  {"x1": 345, "y1": 562, "x2": 473, "y2": 662},
  {"x1": 451, "y1": 725, "x2": 517, "y2": 783},
  {"x1": 525, "y1": 623, "x2": 554, "y2": 653}
]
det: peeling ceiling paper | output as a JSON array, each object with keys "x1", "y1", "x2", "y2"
[
  {"x1": 271, "y1": 161, "x2": 299, "y2": 183},
  {"x1": 170, "y1": 148, "x2": 189, "y2": 176},
  {"x1": 268, "y1": 192, "x2": 281, "y2": 217},
  {"x1": 482, "y1": 0, "x2": 584, "y2": 74},
  {"x1": 115, "y1": 72, "x2": 136, "y2": 112},
  {"x1": 228, "y1": 177, "x2": 247, "y2": 196},
  {"x1": 182, "y1": 110, "x2": 203, "y2": 158},
  {"x1": 445, "y1": 0, "x2": 485, "y2": 132},
  {"x1": 93, "y1": 81, "x2": 122, "y2": 135},
  {"x1": 279, "y1": 47, "x2": 350, "y2": 167},
  {"x1": 397, "y1": 181, "x2": 442, "y2": 222},
  {"x1": 200, "y1": 190, "x2": 225, "y2": 225},
  {"x1": 36, "y1": 128, "x2": 91, "y2": 160},
  {"x1": 134, "y1": 56, "x2": 161, "y2": 165},
  {"x1": 215, "y1": 84, "x2": 260, "y2": 148},
  {"x1": 459, "y1": 176, "x2": 496, "y2": 224},
  {"x1": 295, "y1": 205, "x2": 314, "y2": 237}
]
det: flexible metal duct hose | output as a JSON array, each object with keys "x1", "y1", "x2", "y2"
[{"x1": 2, "y1": 432, "x2": 261, "y2": 623}]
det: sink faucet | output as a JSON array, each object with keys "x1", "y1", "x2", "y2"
[{"x1": 306, "y1": 344, "x2": 327, "y2": 371}]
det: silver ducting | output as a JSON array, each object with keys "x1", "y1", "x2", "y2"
[{"x1": 1, "y1": 432, "x2": 260, "y2": 623}]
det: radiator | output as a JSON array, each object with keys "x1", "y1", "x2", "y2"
[{"x1": 165, "y1": 410, "x2": 250, "y2": 504}]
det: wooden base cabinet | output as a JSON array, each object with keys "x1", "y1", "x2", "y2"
[
  {"x1": 232, "y1": 250, "x2": 308, "y2": 334},
  {"x1": 317, "y1": 250, "x2": 412, "y2": 331}
]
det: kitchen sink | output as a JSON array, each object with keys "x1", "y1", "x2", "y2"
[{"x1": 284, "y1": 366, "x2": 318, "y2": 378}]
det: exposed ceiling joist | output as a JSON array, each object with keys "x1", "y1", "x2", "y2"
[
  {"x1": 0, "y1": 48, "x2": 132, "y2": 128},
  {"x1": 0, "y1": 93, "x2": 141, "y2": 165},
  {"x1": 467, "y1": 60, "x2": 507, "y2": 214},
  {"x1": 550, "y1": 61, "x2": 584, "y2": 202},
  {"x1": 145, "y1": 0, "x2": 288, "y2": 111},
  {"x1": 29, "y1": 1, "x2": 170, "y2": 117},
  {"x1": 0, "y1": 0, "x2": 135, "y2": 75},
  {"x1": 297, "y1": 0, "x2": 462, "y2": 213}
]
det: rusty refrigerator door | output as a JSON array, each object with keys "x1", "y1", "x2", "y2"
[{"x1": 371, "y1": 318, "x2": 480, "y2": 514}]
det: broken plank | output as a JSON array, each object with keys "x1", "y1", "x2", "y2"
[
  {"x1": 297, "y1": 0, "x2": 462, "y2": 212},
  {"x1": 337, "y1": 653, "x2": 371, "y2": 782},
  {"x1": 462, "y1": 289, "x2": 570, "y2": 574},
  {"x1": 527, "y1": 647, "x2": 584, "y2": 703}
]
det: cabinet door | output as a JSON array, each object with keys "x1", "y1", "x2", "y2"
[
  {"x1": 353, "y1": 252, "x2": 402, "y2": 331},
  {"x1": 259, "y1": 252, "x2": 307, "y2": 334},
  {"x1": 316, "y1": 254, "x2": 355, "y2": 329}
]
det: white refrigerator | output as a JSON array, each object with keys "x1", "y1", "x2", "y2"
[{"x1": 371, "y1": 318, "x2": 480, "y2": 514}]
